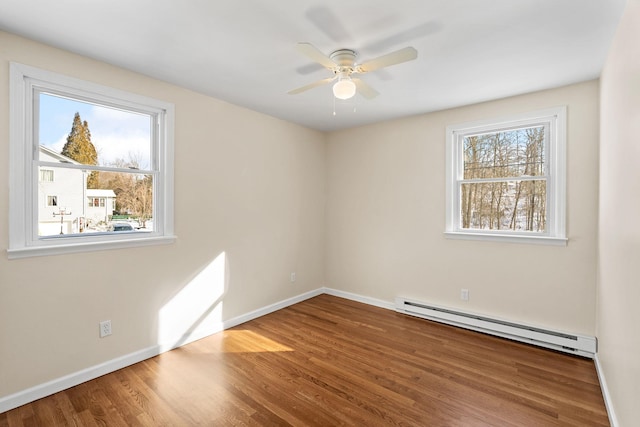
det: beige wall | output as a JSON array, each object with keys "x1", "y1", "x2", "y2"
[
  {"x1": 0, "y1": 31, "x2": 326, "y2": 398},
  {"x1": 326, "y1": 81, "x2": 600, "y2": 335},
  {"x1": 598, "y1": 0, "x2": 640, "y2": 424}
]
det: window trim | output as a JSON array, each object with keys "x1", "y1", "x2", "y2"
[
  {"x1": 9, "y1": 62, "x2": 176, "y2": 259},
  {"x1": 445, "y1": 107, "x2": 567, "y2": 246}
]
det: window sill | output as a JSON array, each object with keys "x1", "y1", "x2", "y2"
[
  {"x1": 7, "y1": 235, "x2": 177, "y2": 259},
  {"x1": 444, "y1": 231, "x2": 567, "y2": 246}
]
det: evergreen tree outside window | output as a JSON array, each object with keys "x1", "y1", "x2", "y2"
[{"x1": 61, "y1": 112, "x2": 100, "y2": 188}]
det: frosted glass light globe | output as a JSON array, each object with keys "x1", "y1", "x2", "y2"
[{"x1": 332, "y1": 79, "x2": 356, "y2": 100}]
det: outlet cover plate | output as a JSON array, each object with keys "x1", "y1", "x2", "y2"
[{"x1": 100, "y1": 320, "x2": 112, "y2": 338}]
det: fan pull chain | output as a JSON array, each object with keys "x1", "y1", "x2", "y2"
[{"x1": 332, "y1": 97, "x2": 358, "y2": 116}]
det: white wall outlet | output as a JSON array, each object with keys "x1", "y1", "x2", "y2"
[
  {"x1": 99, "y1": 320, "x2": 112, "y2": 338},
  {"x1": 290, "y1": 272, "x2": 296, "y2": 283},
  {"x1": 461, "y1": 289, "x2": 470, "y2": 301}
]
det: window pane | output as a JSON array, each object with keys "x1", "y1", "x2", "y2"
[
  {"x1": 38, "y1": 93, "x2": 152, "y2": 169},
  {"x1": 37, "y1": 165, "x2": 153, "y2": 236},
  {"x1": 463, "y1": 126, "x2": 545, "y2": 179},
  {"x1": 460, "y1": 180, "x2": 546, "y2": 232}
]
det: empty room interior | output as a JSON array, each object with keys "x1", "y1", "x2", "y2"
[{"x1": 0, "y1": 1, "x2": 638, "y2": 426}]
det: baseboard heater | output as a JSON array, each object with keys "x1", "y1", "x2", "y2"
[{"x1": 395, "y1": 297, "x2": 596, "y2": 358}]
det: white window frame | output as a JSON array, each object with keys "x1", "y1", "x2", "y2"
[
  {"x1": 9, "y1": 62, "x2": 175, "y2": 259},
  {"x1": 445, "y1": 107, "x2": 567, "y2": 246}
]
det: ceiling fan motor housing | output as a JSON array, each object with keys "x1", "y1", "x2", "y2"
[{"x1": 330, "y1": 49, "x2": 357, "y2": 68}]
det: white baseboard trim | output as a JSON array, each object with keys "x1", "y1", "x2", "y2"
[
  {"x1": 321, "y1": 287, "x2": 395, "y2": 310},
  {"x1": 0, "y1": 288, "x2": 324, "y2": 414},
  {"x1": 157, "y1": 287, "x2": 325, "y2": 354},
  {"x1": 594, "y1": 353, "x2": 619, "y2": 427},
  {"x1": 0, "y1": 345, "x2": 160, "y2": 414},
  {"x1": 223, "y1": 288, "x2": 325, "y2": 330}
]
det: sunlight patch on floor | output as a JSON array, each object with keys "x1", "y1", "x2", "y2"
[{"x1": 217, "y1": 330, "x2": 294, "y2": 353}]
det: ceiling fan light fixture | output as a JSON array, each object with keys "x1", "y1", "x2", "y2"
[{"x1": 332, "y1": 78, "x2": 356, "y2": 100}]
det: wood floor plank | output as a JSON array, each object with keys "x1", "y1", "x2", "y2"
[{"x1": 1, "y1": 294, "x2": 609, "y2": 426}]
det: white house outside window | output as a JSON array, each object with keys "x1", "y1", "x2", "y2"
[
  {"x1": 9, "y1": 63, "x2": 175, "y2": 259},
  {"x1": 445, "y1": 107, "x2": 567, "y2": 245}
]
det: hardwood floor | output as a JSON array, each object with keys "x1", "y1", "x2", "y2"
[{"x1": 0, "y1": 294, "x2": 609, "y2": 426}]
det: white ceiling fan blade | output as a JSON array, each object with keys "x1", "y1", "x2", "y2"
[
  {"x1": 357, "y1": 46, "x2": 418, "y2": 73},
  {"x1": 352, "y1": 78, "x2": 379, "y2": 99},
  {"x1": 295, "y1": 42, "x2": 337, "y2": 69},
  {"x1": 305, "y1": 6, "x2": 352, "y2": 43},
  {"x1": 362, "y1": 22, "x2": 441, "y2": 53},
  {"x1": 288, "y1": 77, "x2": 335, "y2": 95}
]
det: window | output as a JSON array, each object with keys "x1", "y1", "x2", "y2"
[
  {"x1": 9, "y1": 63, "x2": 175, "y2": 259},
  {"x1": 89, "y1": 198, "x2": 106, "y2": 208},
  {"x1": 445, "y1": 107, "x2": 567, "y2": 245},
  {"x1": 40, "y1": 169, "x2": 54, "y2": 182}
]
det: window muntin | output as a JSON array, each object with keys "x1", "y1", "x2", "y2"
[
  {"x1": 9, "y1": 62, "x2": 175, "y2": 258},
  {"x1": 445, "y1": 107, "x2": 566, "y2": 245}
]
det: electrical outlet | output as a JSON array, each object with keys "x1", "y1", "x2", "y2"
[
  {"x1": 290, "y1": 272, "x2": 296, "y2": 283},
  {"x1": 460, "y1": 289, "x2": 469, "y2": 301},
  {"x1": 99, "y1": 320, "x2": 112, "y2": 338}
]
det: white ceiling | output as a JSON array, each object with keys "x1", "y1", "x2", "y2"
[{"x1": 0, "y1": 0, "x2": 626, "y2": 132}]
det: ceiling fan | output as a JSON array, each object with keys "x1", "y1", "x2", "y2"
[{"x1": 288, "y1": 42, "x2": 418, "y2": 100}]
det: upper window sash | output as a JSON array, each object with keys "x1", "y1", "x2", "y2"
[{"x1": 457, "y1": 123, "x2": 550, "y2": 183}]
